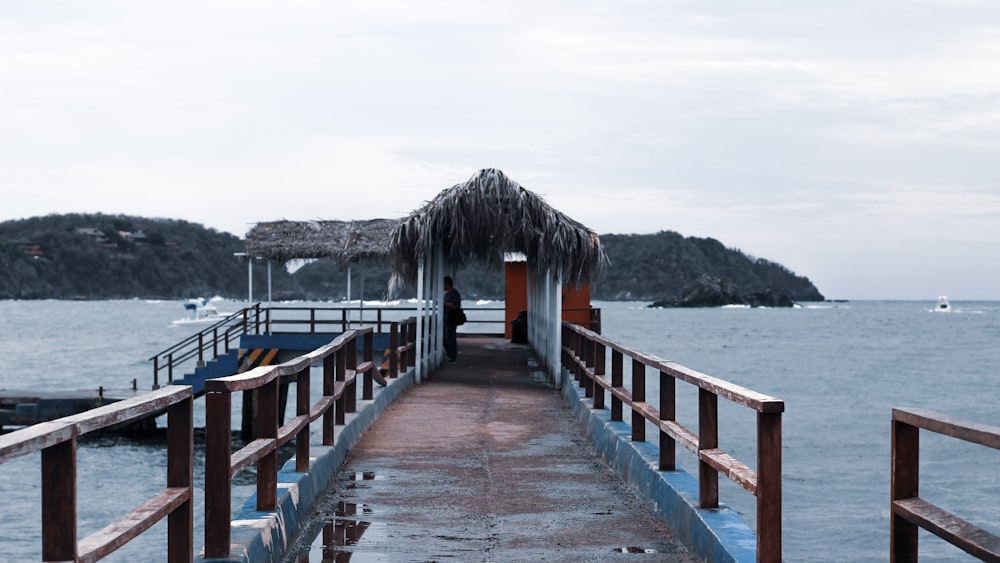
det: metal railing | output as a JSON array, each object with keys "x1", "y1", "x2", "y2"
[
  {"x1": 202, "y1": 319, "x2": 416, "y2": 558},
  {"x1": 562, "y1": 321, "x2": 784, "y2": 563},
  {"x1": 0, "y1": 387, "x2": 194, "y2": 562},
  {"x1": 149, "y1": 304, "x2": 505, "y2": 390},
  {"x1": 149, "y1": 304, "x2": 263, "y2": 389},
  {"x1": 891, "y1": 408, "x2": 1000, "y2": 561}
]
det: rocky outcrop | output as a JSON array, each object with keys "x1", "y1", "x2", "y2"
[{"x1": 649, "y1": 276, "x2": 797, "y2": 308}]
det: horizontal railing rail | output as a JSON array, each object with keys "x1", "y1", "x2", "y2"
[
  {"x1": 202, "y1": 318, "x2": 417, "y2": 558},
  {"x1": 891, "y1": 408, "x2": 1000, "y2": 562},
  {"x1": 0, "y1": 386, "x2": 194, "y2": 563},
  {"x1": 562, "y1": 321, "x2": 783, "y2": 563}
]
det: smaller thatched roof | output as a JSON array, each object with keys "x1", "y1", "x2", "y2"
[
  {"x1": 390, "y1": 168, "x2": 607, "y2": 287},
  {"x1": 244, "y1": 218, "x2": 398, "y2": 264}
]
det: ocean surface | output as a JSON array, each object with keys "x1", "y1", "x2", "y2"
[{"x1": 1, "y1": 298, "x2": 998, "y2": 561}]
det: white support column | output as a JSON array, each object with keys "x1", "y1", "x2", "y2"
[
  {"x1": 415, "y1": 260, "x2": 425, "y2": 384},
  {"x1": 346, "y1": 266, "x2": 352, "y2": 329},
  {"x1": 434, "y1": 241, "x2": 445, "y2": 366},
  {"x1": 248, "y1": 259, "x2": 253, "y2": 304},
  {"x1": 552, "y1": 270, "x2": 563, "y2": 386},
  {"x1": 267, "y1": 261, "x2": 272, "y2": 308}
]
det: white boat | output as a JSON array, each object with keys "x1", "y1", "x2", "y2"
[
  {"x1": 171, "y1": 299, "x2": 231, "y2": 326},
  {"x1": 933, "y1": 296, "x2": 951, "y2": 312}
]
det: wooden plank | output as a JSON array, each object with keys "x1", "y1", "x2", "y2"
[
  {"x1": 205, "y1": 365, "x2": 278, "y2": 393},
  {"x1": 893, "y1": 498, "x2": 1000, "y2": 561},
  {"x1": 310, "y1": 396, "x2": 336, "y2": 422},
  {"x1": 894, "y1": 408, "x2": 1000, "y2": 450},
  {"x1": 700, "y1": 448, "x2": 758, "y2": 495},
  {"x1": 0, "y1": 420, "x2": 76, "y2": 463},
  {"x1": 77, "y1": 487, "x2": 191, "y2": 563},
  {"x1": 277, "y1": 415, "x2": 309, "y2": 447},
  {"x1": 657, "y1": 419, "x2": 699, "y2": 455},
  {"x1": 64, "y1": 386, "x2": 192, "y2": 435},
  {"x1": 230, "y1": 438, "x2": 276, "y2": 478}
]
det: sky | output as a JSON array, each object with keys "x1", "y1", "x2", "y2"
[{"x1": 2, "y1": 1, "x2": 999, "y2": 300}]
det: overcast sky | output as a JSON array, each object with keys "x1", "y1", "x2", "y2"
[{"x1": 3, "y1": 1, "x2": 999, "y2": 300}]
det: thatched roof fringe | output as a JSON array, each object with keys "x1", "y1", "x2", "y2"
[
  {"x1": 388, "y1": 168, "x2": 607, "y2": 287},
  {"x1": 244, "y1": 218, "x2": 398, "y2": 264}
]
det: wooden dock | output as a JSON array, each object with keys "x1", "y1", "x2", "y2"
[{"x1": 283, "y1": 336, "x2": 698, "y2": 561}]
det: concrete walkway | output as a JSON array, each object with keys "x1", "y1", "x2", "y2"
[{"x1": 283, "y1": 337, "x2": 698, "y2": 562}]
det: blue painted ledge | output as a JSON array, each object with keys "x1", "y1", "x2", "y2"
[
  {"x1": 197, "y1": 369, "x2": 416, "y2": 563},
  {"x1": 558, "y1": 369, "x2": 758, "y2": 563}
]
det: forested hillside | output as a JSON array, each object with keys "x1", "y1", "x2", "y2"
[
  {"x1": 594, "y1": 232, "x2": 823, "y2": 302},
  {"x1": 0, "y1": 214, "x2": 824, "y2": 303}
]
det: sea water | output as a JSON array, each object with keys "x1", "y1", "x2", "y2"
[{"x1": 1, "y1": 299, "x2": 998, "y2": 561}]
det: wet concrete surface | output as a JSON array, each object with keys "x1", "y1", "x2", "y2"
[{"x1": 283, "y1": 337, "x2": 699, "y2": 562}]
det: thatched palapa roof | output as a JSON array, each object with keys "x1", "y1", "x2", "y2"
[
  {"x1": 389, "y1": 169, "x2": 607, "y2": 287},
  {"x1": 244, "y1": 218, "x2": 398, "y2": 264},
  {"x1": 243, "y1": 169, "x2": 607, "y2": 287}
]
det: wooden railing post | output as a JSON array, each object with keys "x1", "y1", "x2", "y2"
[
  {"x1": 592, "y1": 341, "x2": 605, "y2": 410},
  {"x1": 295, "y1": 366, "x2": 311, "y2": 472},
  {"x1": 406, "y1": 322, "x2": 416, "y2": 370},
  {"x1": 42, "y1": 434, "x2": 77, "y2": 562},
  {"x1": 205, "y1": 390, "x2": 232, "y2": 558},
  {"x1": 346, "y1": 335, "x2": 358, "y2": 413},
  {"x1": 167, "y1": 394, "x2": 194, "y2": 563},
  {"x1": 335, "y1": 349, "x2": 347, "y2": 425},
  {"x1": 611, "y1": 350, "x2": 623, "y2": 421},
  {"x1": 323, "y1": 355, "x2": 336, "y2": 445},
  {"x1": 757, "y1": 412, "x2": 782, "y2": 563},
  {"x1": 390, "y1": 322, "x2": 399, "y2": 378},
  {"x1": 659, "y1": 370, "x2": 675, "y2": 470},
  {"x1": 257, "y1": 377, "x2": 279, "y2": 511},
  {"x1": 631, "y1": 359, "x2": 645, "y2": 442},
  {"x1": 363, "y1": 331, "x2": 374, "y2": 401},
  {"x1": 698, "y1": 388, "x2": 719, "y2": 508},
  {"x1": 891, "y1": 418, "x2": 919, "y2": 562},
  {"x1": 153, "y1": 356, "x2": 160, "y2": 389}
]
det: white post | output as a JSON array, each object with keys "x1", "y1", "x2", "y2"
[
  {"x1": 415, "y1": 260, "x2": 425, "y2": 384},
  {"x1": 346, "y1": 266, "x2": 352, "y2": 329},
  {"x1": 553, "y1": 270, "x2": 562, "y2": 386},
  {"x1": 434, "y1": 241, "x2": 445, "y2": 366},
  {"x1": 267, "y1": 261, "x2": 272, "y2": 308},
  {"x1": 248, "y1": 258, "x2": 253, "y2": 304}
]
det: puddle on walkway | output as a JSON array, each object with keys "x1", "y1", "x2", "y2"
[
  {"x1": 617, "y1": 546, "x2": 659, "y2": 554},
  {"x1": 286, "y1": 472, "x2": 389, "y2": 563}
]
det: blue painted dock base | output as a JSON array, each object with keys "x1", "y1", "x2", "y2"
[
  {"x1": 196, "y1": 368, "x2": 417, "y2": 563},
  {"x1": 558, "y1": 365, "x2": 758, "y2": 563}
]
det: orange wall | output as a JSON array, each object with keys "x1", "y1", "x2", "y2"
[
  {"x1": 504, "y1": 262, "x2": 592, "y2": 338},
  {"x1": 504, "y1": 262, "x2": 528, "y2": 339}
]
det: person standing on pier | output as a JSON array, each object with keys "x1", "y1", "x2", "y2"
[{"x1": 443, "y1": 276, "x2": 461, "y2": 362}]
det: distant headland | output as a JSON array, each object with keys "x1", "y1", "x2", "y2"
[{"x1": 0, "y1": 214, "x2": 824, "y2": 305}]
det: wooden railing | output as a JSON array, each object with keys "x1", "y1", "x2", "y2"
[
  {"x1": 202, "y1": 319, "x2": 416, "y2": 558},
  {"x1": 891, "y1": 408, "x2": 1000, "y2": 562},
  {"x1": 562, "y1": 321, "x2": 783, "y2": 563},
  {"x1": 0, "y1": 387, "x2": 194, "y2": 563}
]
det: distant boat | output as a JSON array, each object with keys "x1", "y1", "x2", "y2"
[
  {"x1": 934, "y1": 296, "x2": 952, "y2": 312},
  {"x1": 171, "y1": 298, "x2": 231, "y2": 326}
]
